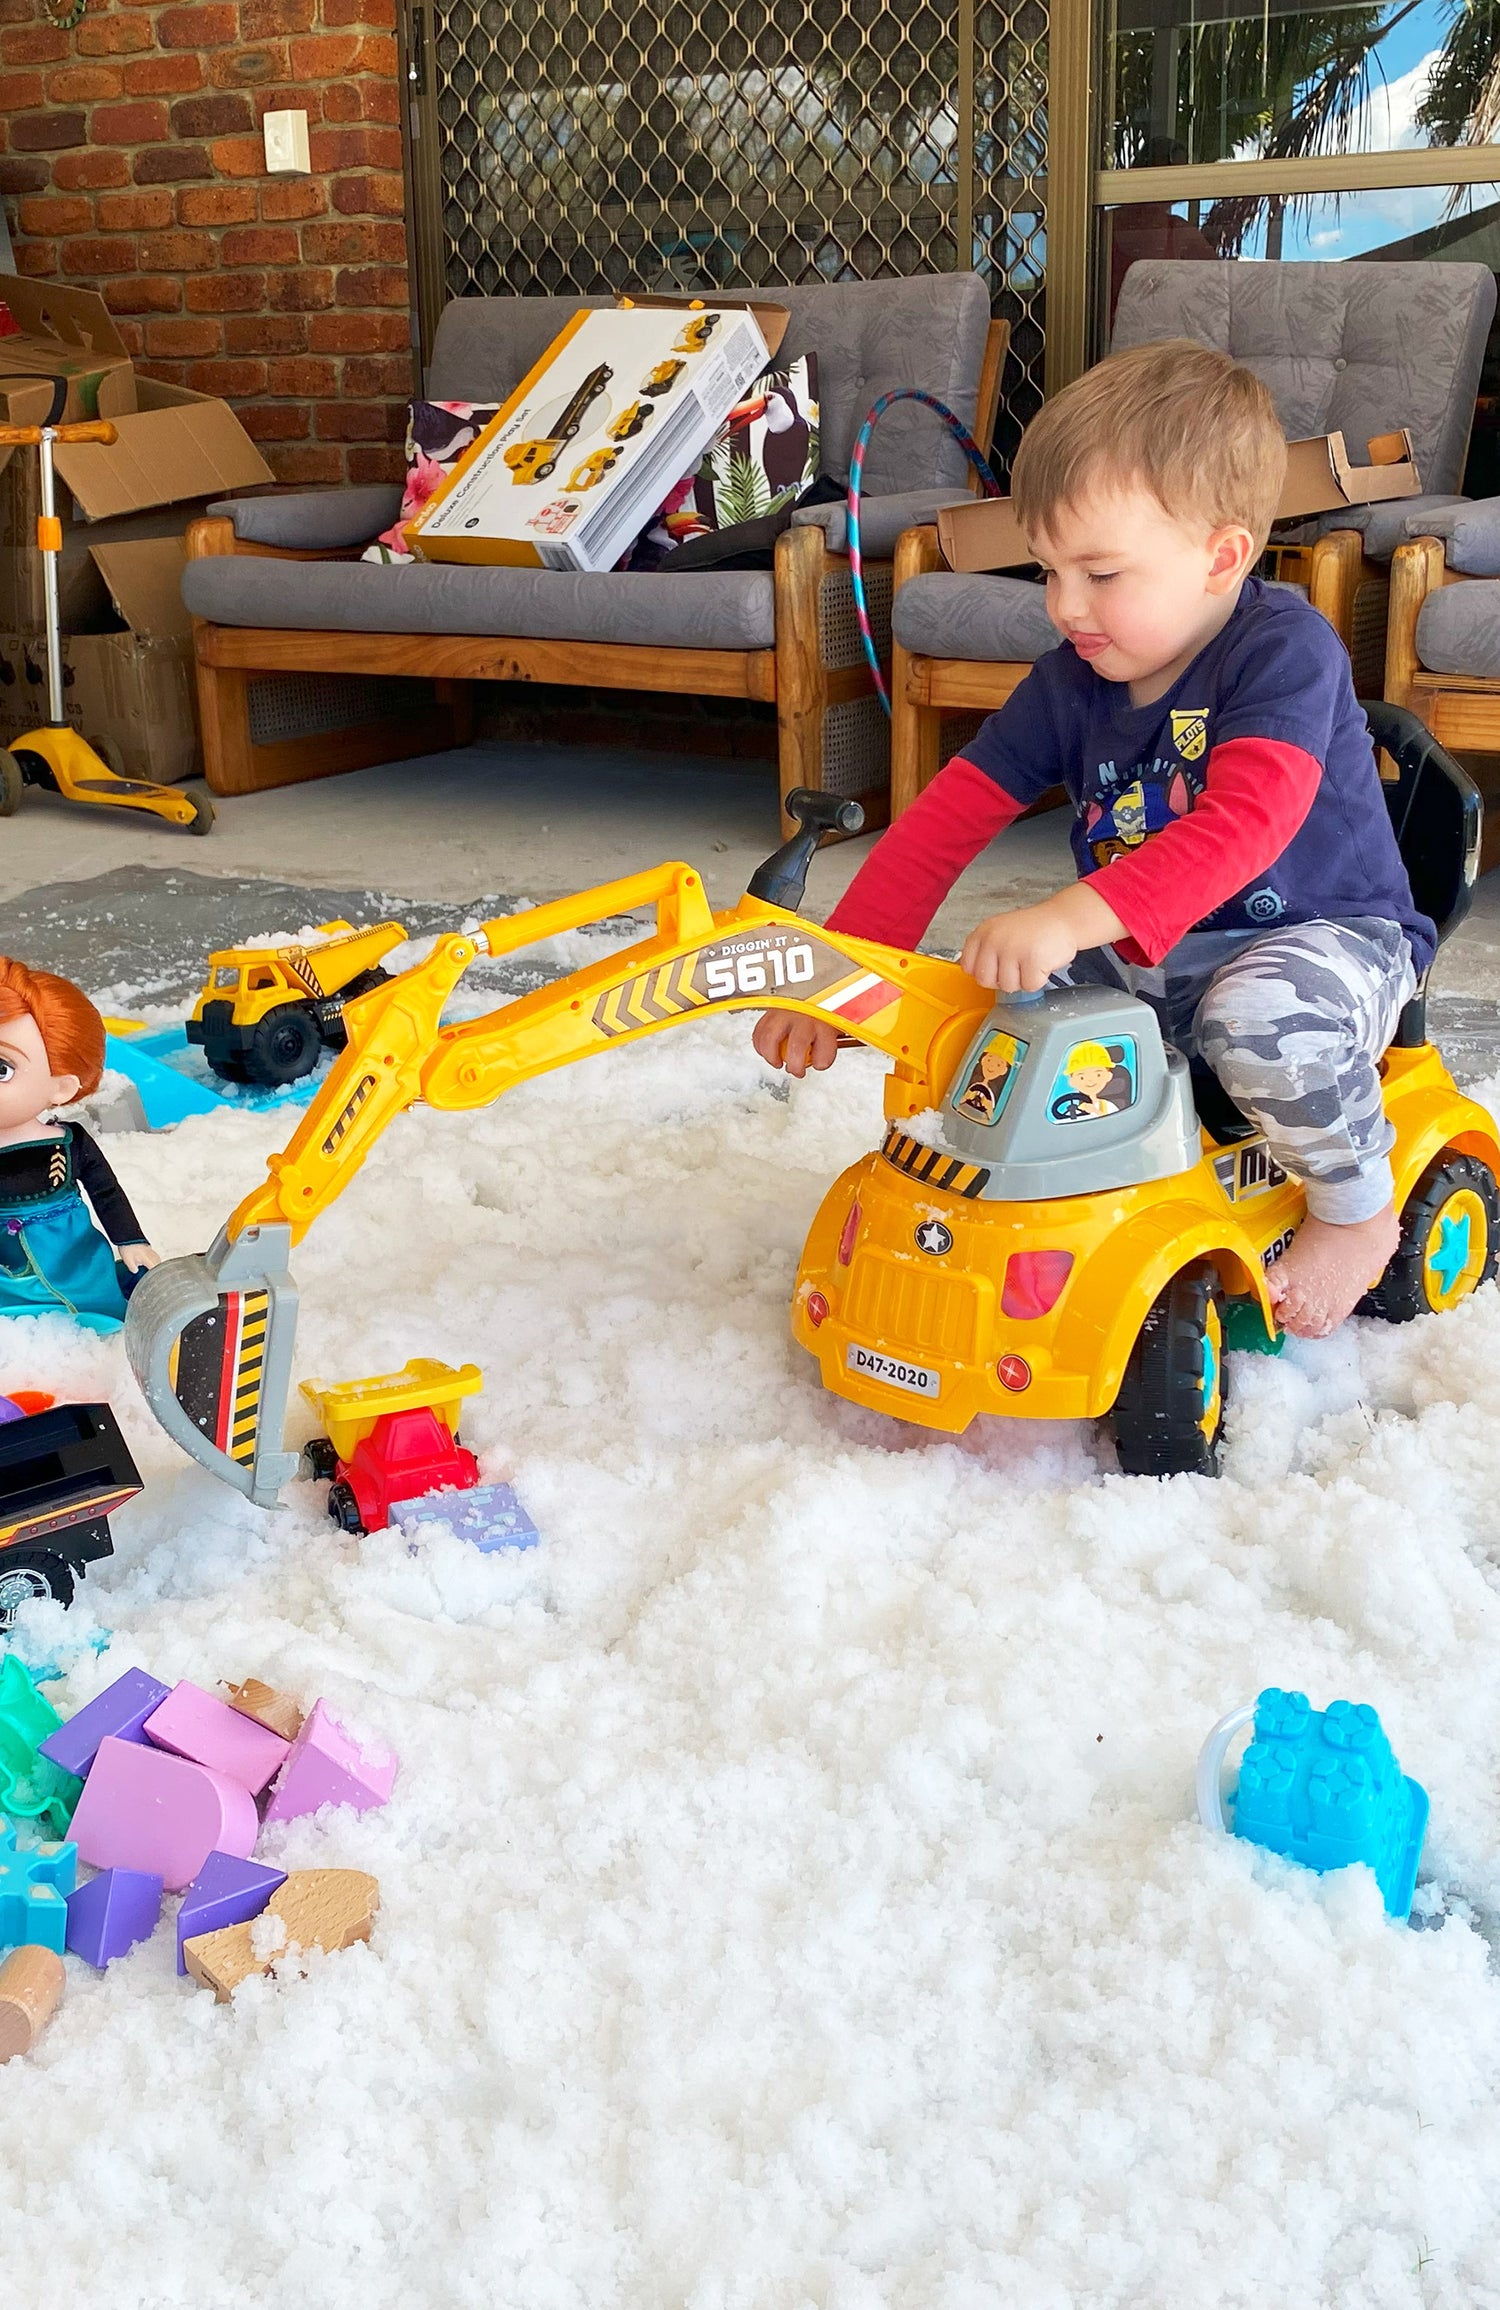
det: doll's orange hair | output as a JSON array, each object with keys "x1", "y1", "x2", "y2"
[{"x1": 0, "y1": 957, "x2": 104, "y2": 1100}]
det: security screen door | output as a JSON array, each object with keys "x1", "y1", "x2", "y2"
[{"x1": 404, "y1": 0, "x2": 1051, "y2": 454}]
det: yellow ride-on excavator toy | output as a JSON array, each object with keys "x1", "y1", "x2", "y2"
[
  {"x1": 125, "y1": 711, "x2": 1499, "y2": 1501},
  {"x1": 0, "y1": 379, "x2": 211, "y2": 835}
]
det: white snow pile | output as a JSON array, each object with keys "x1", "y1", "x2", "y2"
[{"x1": 4, "y1": 1016, "x2": 1500, "y2": 2310}]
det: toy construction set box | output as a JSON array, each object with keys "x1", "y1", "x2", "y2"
[{"x1": 406, "y1": 301, "x2": 785, "y2": 573}]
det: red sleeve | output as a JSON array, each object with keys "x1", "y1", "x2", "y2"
[
  {"x1": 824, "y1": 755, "x2": 1025, "y2": 949},
  {"x1": 1088, "y1": 736, "x2": 1322, "y2": 967}
]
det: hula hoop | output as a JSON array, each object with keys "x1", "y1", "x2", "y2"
[{"x1": 846, "y1": 388, "x2": 1003, "y2": 714}]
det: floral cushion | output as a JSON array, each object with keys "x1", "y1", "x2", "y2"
[{"x1": 362, "y1": 400, "x2": 501, "y2": 564}]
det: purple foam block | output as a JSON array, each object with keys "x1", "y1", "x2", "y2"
[
  {"x1": 68, "y1": 1736, "x2": 259, "y2": 1892},
  {"x1": 143, "y1": 1681, "x2": 290, "y2": 1797},
  {"x1": 38, "y1": 1667, "x2": 173, "y2": 1779},
  {"x1": 65, "y1": 1866, "x2": 163, "y2": 1968},
  {"x1": 394, "y1": 1481, "x2": 540, "y2": 1554},
  {"x1": 263, "y1": 1699, "x2": 397, "y2": 1824},
  {"x1": 176, "y1": 1850, "x2": 287, "y2": 1975}
]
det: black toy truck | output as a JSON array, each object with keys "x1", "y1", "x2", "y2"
[{"x1": 0, "y1": 1402, "x2": 142, "y2": 1622}]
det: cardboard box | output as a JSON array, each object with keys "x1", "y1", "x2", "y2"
[
  {"x1": 936, "y1": 428, "x2": 1424, "y2": 574},
  {"x1": 0, "y1": 536, "x2": 198, "y2": 786},
  {"x1": 409, "y1": 301, "x2": 783, "y2": 572},
  {"x1": 0, "y1": 282, "x2": 272, "y2": 632},
  {"x1": 0, "y1": 278, "x2": 135, "y2": 425}
]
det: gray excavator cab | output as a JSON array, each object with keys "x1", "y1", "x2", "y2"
[{"x1": 928, "y1": 984, "x2": 1202, "y2": 1202}]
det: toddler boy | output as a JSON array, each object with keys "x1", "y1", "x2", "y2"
[{"x1": 755, "y1": 340, "x2": 1435, "y2": 1341}]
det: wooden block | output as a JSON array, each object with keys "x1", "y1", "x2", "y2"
[
  {"x1": 0, "y1": 1944, "x2": 64, "y2": 2060},
  {"x1": 183, "y1": 1868, "x2": 379, "y2": 2003},
  {"x1": 222, "y1": 1678, "x2": 304, "y2": 1745}
]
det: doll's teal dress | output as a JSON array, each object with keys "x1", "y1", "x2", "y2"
[{"x1": 0, "y1": 1123, "x2": 148, "y2": 1334}]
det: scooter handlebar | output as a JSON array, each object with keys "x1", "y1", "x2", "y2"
[{"x1": 0, "y1": 420, "x2": 118, "y2": 446}]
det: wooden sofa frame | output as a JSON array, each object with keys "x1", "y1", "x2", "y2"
[
  {"x1": 1385, "y1": 532, "x2": 1500, "y2": 872},
  {"x1": 188, "y1": 320, "x2": 1009, "y2": 840}
]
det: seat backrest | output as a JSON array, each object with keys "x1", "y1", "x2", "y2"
[
  {"x1": 428, "y1": 273, "x2": 994, "y2": 494},
  {"x1": 1112, "y1": 260, "x2": 1496, "y2": 497}
]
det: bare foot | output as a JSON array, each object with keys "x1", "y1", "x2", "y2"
[{"x1": 1266, "y1": 1204, "x2": 1401, "y2": 1340}]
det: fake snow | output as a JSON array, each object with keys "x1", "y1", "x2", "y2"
[{"x1": 4, "y1": 1013, "x2": 1500, "y2": 2309}]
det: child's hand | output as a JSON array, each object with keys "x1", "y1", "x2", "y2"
[
  {"x1": 961, "y1": 886, "x2": 1127, "y2": 993},
  {"x1": 753, "y1": 1009, "x2": 841, "y2": 1078},
  {"x1": 119, "y1": 1245, "x2": 159, "y2": 1274}
]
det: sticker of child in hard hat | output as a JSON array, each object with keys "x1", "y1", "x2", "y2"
[
  {"x1": 952, "y1": 1030, "x2": 1027, "y2": 1124},
  {"x1": 1048, "y1": 1038, "x2": 1137, "y2": 1123}
]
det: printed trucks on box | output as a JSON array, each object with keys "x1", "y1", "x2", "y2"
[{"x1": 405, "y1": 304, "x2": 773, "y2": 573}]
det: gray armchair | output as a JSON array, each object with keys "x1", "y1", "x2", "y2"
[
  {"x1": 1388, "y1": 500, "x2": 1500, "y2": 864},
  {"x1": 886, "y1": 258, "x2": 1496, "y2": 817},
  {"x1": 181, "y1": 275, "x2": 1004, "y2": 830}
]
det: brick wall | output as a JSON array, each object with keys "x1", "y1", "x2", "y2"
[{"x1": 0, "y1": 0, "x2": 412, "y2": 484}]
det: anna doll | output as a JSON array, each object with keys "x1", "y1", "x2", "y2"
[{"x1": 0, "y1": 957, "x2": 157, "y2": 1333}]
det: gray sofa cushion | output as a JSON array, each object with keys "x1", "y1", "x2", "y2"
[
  {"x1": 1316, "y1": 493, "x2": 1466, "y2": 561},
  {"x1": 793, "y1": 486, "x2": 973, "y2": 558},
  {"x1": 1404, "y1": 495, "x2": 1500, "y2": 576},
  {"x1": 208, "y1": 486, "x2": 404, "y2": 552},
  {"x1": 1415, "y1": 580, "x2": 1500, "y2": 677},
  {"x1": 428, "y1": 274, "x2": 994, "y2": 498},
  {"x1": 893, "y1": 571, "x2": 1059, "y2": 662},
  {"x1": 182, "y1": 553, "x2": 776, "y2": 651},
  {"x1": 1113, "y1": 260, "x2": 1495, "y2": 500}
]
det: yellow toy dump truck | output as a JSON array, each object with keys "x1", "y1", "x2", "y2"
[
  {"x1": 501, "y1": 363, "x2": 614, "y2": 486},
  {"x1": 128, "y1": 713, "x2": 1497, "y2": 1502},
  {"x1": 186, "y1": 918, "x2": 409, "y2": 1088}
]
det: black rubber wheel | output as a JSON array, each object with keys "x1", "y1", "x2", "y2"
[
  {"x1": 0, "y1": 1548, "x2": 74, "y2": 1625},
  {"x1": 187, "y1": 793, "x2": 214, "y2": 836},
  {"x1": 245, "y1": 1002, "x2": 322, "y2": 1086},
  {"x1": 327, "y1": 1479, "x2": 366, "y2": 1536},
  {"x1": 1360, "y1": 1152, "x2": 1500, "y2": 1323},
  {"x1": 302, "y1": 1436, "x2": 339, "y2": 1482},
  {"x1": 0, "y1": 749, "x2": 21, "y2": 817},
  {"x1": 1111, "y1": 1260, "x2": 1227, "y2": 1479}
]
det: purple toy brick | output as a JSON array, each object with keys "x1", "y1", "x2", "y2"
[
  {"x1": 68, "y1": 1736, "x2": 259, "y2": 1891},
  {"x1": 65, "y1": 1867, "x2": 163, "y2": 1968},
  {"x1": 175, "y1": 1850, "x2": 287, "y2": 1975},
  {"x1": 143, "y1": 1680, "x2": 290, "y2": 1797},
  {"x1": 263, "y1": 1699, "x2": 397, "y2": 1824},
  {"x1": 37, "y1": 1667, "x2": 173, "y2": 1780},
  {"x1": 394, "y1": 1481, "x2": 540, "y2": 1553}
]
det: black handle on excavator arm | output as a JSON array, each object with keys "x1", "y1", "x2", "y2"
[{"x1": 747, "y1": 787, "x2": 865, "y2": 912}]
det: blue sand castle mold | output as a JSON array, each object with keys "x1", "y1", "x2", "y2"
[{"x1": 1223, "y1": 1688, "x2": 1428, "y2": 1919}]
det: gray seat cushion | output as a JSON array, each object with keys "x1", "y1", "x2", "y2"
[
  {"x1": 1415, "y1": 581, "x2": 1500, "y2": 678},
  {"x1": 893, "y1": 571, "x2": 1059, "y2": 662},
  {"x1": 209, "y1": 485, "x2": 403, "y2": 552},
  {"x1": 182, "y1": 554, "x2": 776, "y2": 652}
]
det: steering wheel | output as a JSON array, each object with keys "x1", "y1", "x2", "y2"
[{"x1": 1049, "y1": 1091, "x2": 1092, "y2": 1121}]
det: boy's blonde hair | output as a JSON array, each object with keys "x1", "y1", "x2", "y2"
[{"x1": 1010, "y1": 340, "x2": 1286, "y2": 550}]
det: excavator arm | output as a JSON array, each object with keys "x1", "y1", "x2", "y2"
[{"x1": 126, "y1": 838, "x2": 990, "y2": 1504}]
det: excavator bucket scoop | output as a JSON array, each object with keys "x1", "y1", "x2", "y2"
[{"x1": 124, "y1": 1224, "x2": 300, "y2": 1507}]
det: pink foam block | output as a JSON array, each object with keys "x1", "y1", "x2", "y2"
[
  {"x1": 263, "y1": 1700, "x2": 397, "y2": 1824},
  {"x1": 68, "y1": 1736, "x2": 259, "y2": 1892},
  {"x1": 143, "y1": 1681, "x2": 290, "y2": 1797}
]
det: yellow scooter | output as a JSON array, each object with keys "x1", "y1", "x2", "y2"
[{"x1": 0, "y1": 384, "x2": 211, "y2": 834}]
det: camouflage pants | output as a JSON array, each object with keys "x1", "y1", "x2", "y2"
[{"x1": 1068, "y1": 918, "x2": 1417, "y2": 1223}]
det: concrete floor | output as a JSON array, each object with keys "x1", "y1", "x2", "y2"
[
  {"x1": 0, "y1": 740, "x2": 1074, "y2": 945},
  {"x1": 5, "y1": 736, "x2": 1500, "y2": 1074}
]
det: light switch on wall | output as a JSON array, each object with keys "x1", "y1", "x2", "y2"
[{"x1": 263, "y1": 110, "x2": 311, "y2": 174}]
